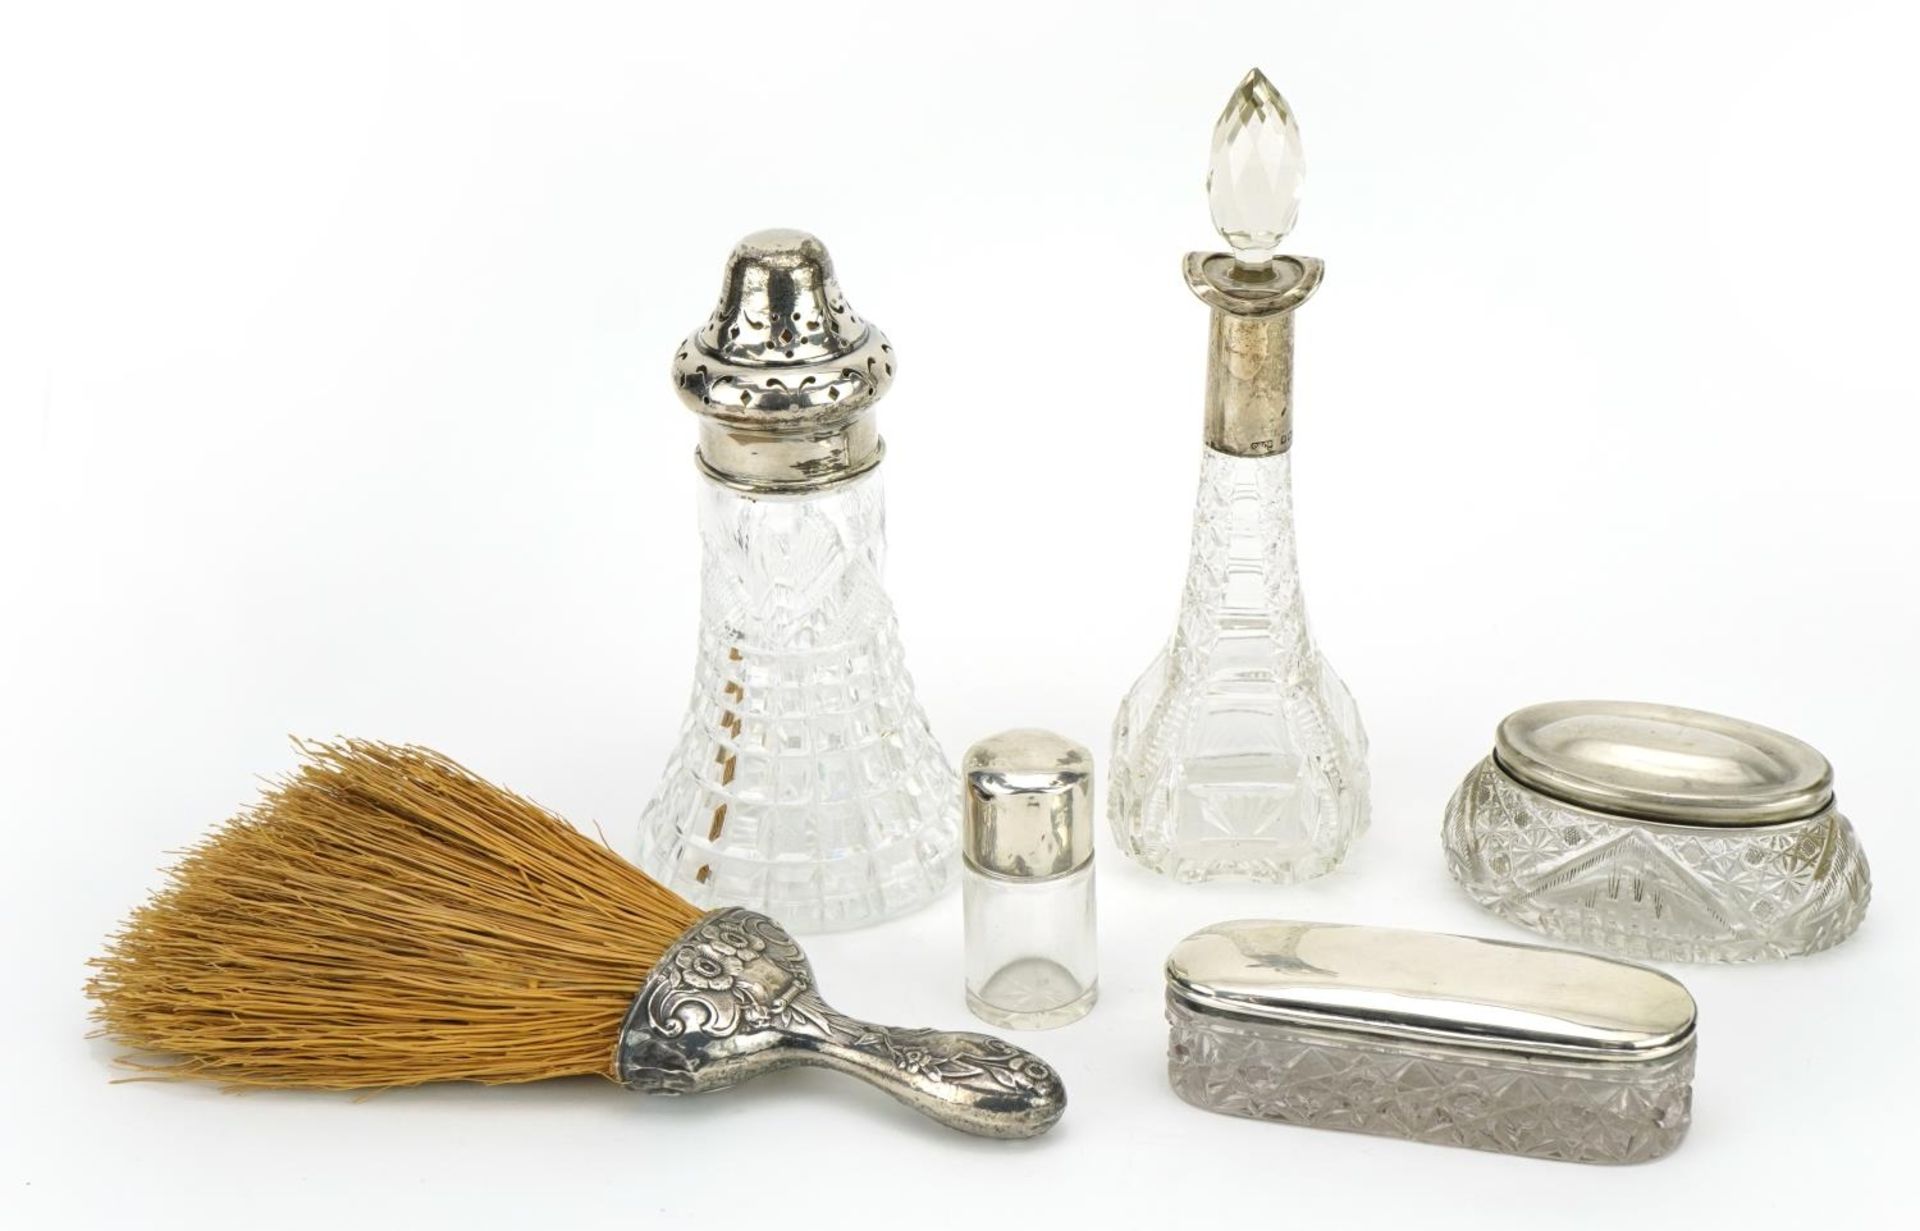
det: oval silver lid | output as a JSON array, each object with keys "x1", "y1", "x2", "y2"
[
  {"x1": 1494, "y1": 700, "x2": 1834, "y2": 826},
  {"x1": 1165, "y1": 920, "x2": 1696, "y2": 1062}
]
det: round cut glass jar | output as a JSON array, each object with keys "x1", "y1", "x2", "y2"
[{"x1": 1443, "y1": 701, "x2": 1871, "y2": 963}]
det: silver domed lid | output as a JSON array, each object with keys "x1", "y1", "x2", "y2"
[
  {"x1": 963, "y1": 729, "x2": 1094, "y2": 880},
  {"x1": 671, "y1": 229, "x2": 895, "y2": 493}
]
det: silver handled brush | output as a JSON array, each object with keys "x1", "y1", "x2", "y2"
[
  {"x1": 89, "y1": 741, "x2": 1065, "y2": 1139},
  {"x1": 621, "y1": 908, "x2": 1061, "y2": 1136}
]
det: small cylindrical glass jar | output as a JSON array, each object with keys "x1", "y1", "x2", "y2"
[{"x1": 962, "y1": 730, "x2": 1098, "y2": 1030}]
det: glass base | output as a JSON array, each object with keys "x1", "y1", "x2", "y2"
[
  {"x1": 1167, "y1": 994, "x2": 1693, "y2": 1164},
  {"x1": 967, "y1": 965, "x2": 1097, "y2": 1031},
  {"x1": 1444, "y1": 756, "x2": 1871, "y2": 963},
  {"x1": 1108, "y1": 449, "x2": 1369, "y2": 884}
]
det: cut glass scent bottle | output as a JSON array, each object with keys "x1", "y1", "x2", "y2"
[
  {"x1": 962, "y1": 730, "x2": 1099, "y2": 1031},
  {"x1": 1109, "y1": 71, "x2": 1369, "y2": 882},
  {"x1": 638, "y1": 230, "x2": 960, "y2": 932}
]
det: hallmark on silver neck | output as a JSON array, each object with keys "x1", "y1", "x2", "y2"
[{"x1": 1192, "y1": 70, "x2": 1324, "y2": 457}]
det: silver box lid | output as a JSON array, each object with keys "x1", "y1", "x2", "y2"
[
  {"x1": 1493, "y1": 699, "x2": 1833, "y2": 826},
  {"x1": 1165, "y1": 920, "x2": 1696, "y2": 1062}
]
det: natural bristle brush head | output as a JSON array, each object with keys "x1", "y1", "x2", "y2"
[
  {"x1": 88, "y1": 739, "x2": 706, "y2": 1088},
  {"x1": 89, "y1": 740, "x2": 1066, "y2": 1138}
]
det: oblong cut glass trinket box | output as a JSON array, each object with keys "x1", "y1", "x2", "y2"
[
  {"x1": 1165, "y1": 920, "x2": 1697, "y2": 1164},
  {"x1": 1444, "y1": 700, "x2": 1871, "y2": 963}
]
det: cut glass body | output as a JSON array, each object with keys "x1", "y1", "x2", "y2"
[
  {"x1": 1110, "y1": 449, "x2": 1367, "y2": 881},
  {"x1": 638, "y1": 471, "x2": 959, "y2": 931}
]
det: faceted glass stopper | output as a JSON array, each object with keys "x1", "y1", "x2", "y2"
[{"x1": 1207, "y1": 68, "x2": 1305, "y2": 266}]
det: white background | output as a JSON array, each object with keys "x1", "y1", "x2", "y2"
[{"x1": 3, "y1": 1, "x2": 1915, "y2": 1226}]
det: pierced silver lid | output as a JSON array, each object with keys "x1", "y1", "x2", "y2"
[
  {"x1": 671, "y1": 229, "x2": 895, "y2": 494},
  {"x1": 1166, "y1": 920, "x2": 1697, "y2": 1063},
  {"x1": 963, "y1": 730, "x2": 1094, "y2": 880},
  {"x1": 1494, "y1": 700, "x2": 1835, "y2": 827}
]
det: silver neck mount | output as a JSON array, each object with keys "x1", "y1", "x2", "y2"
[{"x1": 1185, "y1": 250, "x2": 1322, "y2": 458}]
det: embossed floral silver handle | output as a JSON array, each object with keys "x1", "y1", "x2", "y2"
[{"x1": 616, "y1": 909, "x2": 1066, "y2": 1138}]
